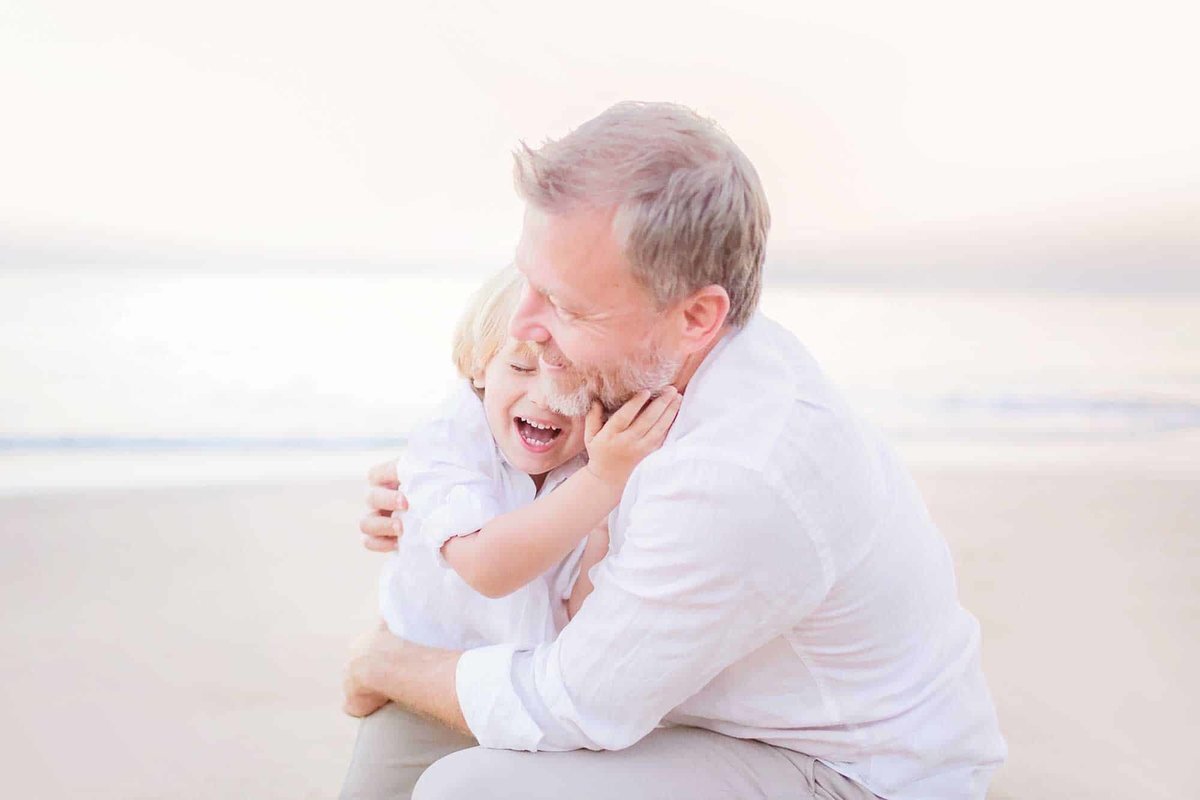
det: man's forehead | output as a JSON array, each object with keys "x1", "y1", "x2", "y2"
[
  {"x1": 516, "y1": 206, "x2": 628, "y2": 299},
  {"x1": 514, "y1": 250, "x2": 592, "y2": 309}
]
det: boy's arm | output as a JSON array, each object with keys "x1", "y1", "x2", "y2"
[
  {"x1": 441, "y1": 469, "x2": 618, "y2": 598},
  {"x1": 441, "y1": 387, "x2": 681, "y2": 599},
  {"x1": 567, "y1": 520, "x2": 609, "y2": 619}
]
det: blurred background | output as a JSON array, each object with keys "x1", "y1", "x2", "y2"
[{"x1": 2, "y1": 1, "x2": 1197, "y2": 797}]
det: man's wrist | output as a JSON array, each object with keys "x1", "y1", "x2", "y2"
[
  {"x1": 350, "y1": 644, "x2": 386, "y2": 696},
  {"x1": 354, "y1": 633, "x2": 470, "y2": 733}
]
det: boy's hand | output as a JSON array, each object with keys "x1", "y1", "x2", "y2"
[{"x1": 584, "y1": 386, "x2": 683, "y2": 488}]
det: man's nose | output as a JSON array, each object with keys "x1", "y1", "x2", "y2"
[{"x1": 509, "y1": 282, "x2": 551, "y2": 343}]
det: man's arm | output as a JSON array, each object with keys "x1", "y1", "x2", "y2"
[
  {"x1": 343, "y1": 621, "x2": 469, "y2": 733},
  {"x1": 567, "y1": 520, "x2": 609, "y2": 619},
  {"x1": 345, "y1": 458, "x2": 822, "y2": 749},
  {"x1": 461, "y1": 459, "x2": 827, "y2": 752}
]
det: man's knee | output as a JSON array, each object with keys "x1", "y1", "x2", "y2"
[
  {"x1": 341, "y1": 703, "x2": 476, "y2": 800},
  {"x1": 412, "y1": 747, "x2": 527, "y2": 800}
]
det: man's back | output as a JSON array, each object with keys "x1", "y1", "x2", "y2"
[
  {"x1": 455, "y1": 313, "x2": 1004, "y2": 800},
  {"x1": 607, "y1": 313, "x2": 1007, "y2": 799}
]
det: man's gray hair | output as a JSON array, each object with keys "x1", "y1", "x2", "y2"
[{"x1": 513, "y1": 101, "x2": 770, "y2": 328}]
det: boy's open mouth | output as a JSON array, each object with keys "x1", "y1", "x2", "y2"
[{"x1": 514, "y1": 416, "x2": 562, "y2": 451}]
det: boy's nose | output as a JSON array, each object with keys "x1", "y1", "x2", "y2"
[{"x1": 509, "y1": 281, "x2": 551, "y2": 344}]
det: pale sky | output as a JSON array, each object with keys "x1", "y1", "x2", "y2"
[{"x1": 2, "y1": 0, "x2": 1197, "y2": 281}]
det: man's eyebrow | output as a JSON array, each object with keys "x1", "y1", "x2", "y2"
[
  {"x1": 517, "y1": 262, "x2": 597, "y2": 315},
  {"x1": 531, "y1": 277, "x2": 591, "y2": 314},
  {"x1": 549, "y1": 292, "x2": 588, "y2": 313}
]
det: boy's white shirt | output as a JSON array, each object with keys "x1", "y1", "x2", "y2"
[{"x1": 378, "y1": 381, "x2": 589, "y2": 651}]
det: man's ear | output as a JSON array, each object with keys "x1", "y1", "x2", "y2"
[{"x1": 678, "y1": 285, "x2": 730, "y2": 353}]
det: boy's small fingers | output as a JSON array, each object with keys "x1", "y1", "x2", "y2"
[
  {"x1": 646, "y1": 394, "x2": 683, "y2": 440},
  {"x1": 628, "y1": 387, "x2": 678, "y2": 436},
  {"x1": 606, "y1": 390, "x2": 652, "y2": 431},
  {"x1": 585, "y1": 401, "x2": 604, "y2": 441}
]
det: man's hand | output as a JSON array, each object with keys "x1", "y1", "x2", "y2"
[
  {"x1": 341, "y1": 620, "x2": 470, "y2": 734},
  {"x1": 360, "y1": 460, "x2": 409, "y2": 552},
  {"x1": 342, "y1": 620, "x2": 398, "y2": 717}
]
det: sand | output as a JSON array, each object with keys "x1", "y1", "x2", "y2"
[{"x1": 1, "y1": 469, "x2": 1196, "y2": 798}]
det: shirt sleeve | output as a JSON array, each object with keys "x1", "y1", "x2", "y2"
[
  {"x1": 455, "y1": 457, "x2": 833, "y2": 752},
  {"x1": 411, "y1": 472, "x2": 505, "y2": 551},
  {"x1": 398, "y1": 385, "x2": 507, "y2": 559},
  {"x1": 549, "y1": 532, "x2": 593, "y2": 602}
]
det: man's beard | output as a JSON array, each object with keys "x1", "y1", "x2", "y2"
[{"x1": 533, "y1": 342, "x2": 682, "y2": 417}]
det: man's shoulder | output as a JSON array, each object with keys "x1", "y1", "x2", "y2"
[
  {"x1": 667, "y1": 314, "x2": 873, "y2": 481},
  {"x1": 639, "y1": 313, "x2": 904, "y2": 558}
]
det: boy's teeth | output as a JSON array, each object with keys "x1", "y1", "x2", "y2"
[
  {"x1": 517, "y1": 416, "x2": 561, "y2": 447},
  {"x1": 520, "y1": 429, "x2": 551, "y2": 446}
]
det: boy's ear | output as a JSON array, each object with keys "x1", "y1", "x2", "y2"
[{"x1": 472, "y1": 371, "x2": 486, "y2": 390}]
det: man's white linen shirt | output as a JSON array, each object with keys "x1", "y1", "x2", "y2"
[
  {"x1": 379, "y1": 382, "x2": 587, "y2": 651},
  {"x1": 456, "y1": 314, "x2": 1007, "y2": 800}
]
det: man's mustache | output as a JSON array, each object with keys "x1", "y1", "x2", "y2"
[{"x1": 524, "y1": 340, "x2": 571, "y2": 370}]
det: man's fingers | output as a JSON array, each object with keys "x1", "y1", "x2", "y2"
[
  {"x1": 605, "y1": 390, "x2": 652, "y2": 432},
  {"x1": 362, "y1": 534, "x2": 398, "y2": 553},
  {"x1": 367, "y1": 459, "x2": 400, "y2": 489},
  {"x1": 367, "y1": 486, "x2": 407, "y2": 513},
  {"x1": 360, "y1": 460, "x2": 403, "y2": 554},
  {"x1": 360, "y1": 511, "x2": 402, "y2": 540}
]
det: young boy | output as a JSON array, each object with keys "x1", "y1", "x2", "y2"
[
  {"x1": 379, "y1": 266, "x2": 680, "y2": 649},
  {"x1": 342, "y1": 267, "x2": 681, "y2": 800}
]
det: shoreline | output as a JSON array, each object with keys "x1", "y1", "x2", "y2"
[{"x1": 2, "y1": 430, "x2": 1197, "y2": 497}]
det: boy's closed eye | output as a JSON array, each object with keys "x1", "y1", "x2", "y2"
[{"x1": 509, "y1": 362, "x2": 536, "y2": 374}]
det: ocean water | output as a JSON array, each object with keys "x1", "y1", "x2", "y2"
[{"x1": 2, "y1": 269, "x2": 1198, "y2": 492}]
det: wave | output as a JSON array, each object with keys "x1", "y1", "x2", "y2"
[{"x1": 3, "y1": 392, "x2": 1197, "y2": 452}]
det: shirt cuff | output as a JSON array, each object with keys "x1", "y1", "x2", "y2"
[
  {"x1": 456, "y1": 644, "x2": 544, "y2": 751},
  {"x1": 423, "y1": 485, "x2": 503, "y2": 568}
]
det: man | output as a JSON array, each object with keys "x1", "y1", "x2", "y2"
[{"x1": 343, "y1": 101, "x2": 1006, "y2": 799}]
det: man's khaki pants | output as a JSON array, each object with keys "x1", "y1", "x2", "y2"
[{"x1": 340, "y1": 703, "x2": 880, "y2": 800}]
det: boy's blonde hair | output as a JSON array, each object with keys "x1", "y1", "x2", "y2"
[{"x1": 452, "y1": 266, "x2": 524, "y2": 395}]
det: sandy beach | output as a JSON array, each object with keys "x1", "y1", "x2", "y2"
[
  {"x1": 2, "y1": 272, "x2": 1194, "y2": 797},
  {"x1": 5, "y1": 2, "x2": 1199, "y2": 795},
  {"x1": 1, "y1": 462, "x2": 1195, "y2": 798}
]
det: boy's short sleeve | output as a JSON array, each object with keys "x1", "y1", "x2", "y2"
[
  {"x1": 411, "y1": 473, "x2": 505, "y2": 554},
  {"x1": 396, "y1": 383, "x2": 510, "y2": 560}
]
